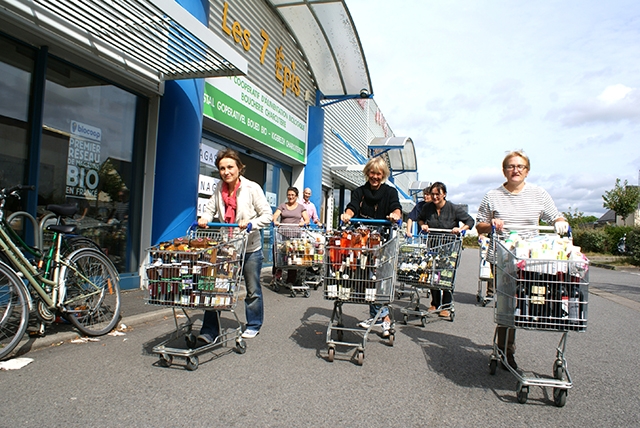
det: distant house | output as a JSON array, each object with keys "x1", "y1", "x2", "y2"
[{"x1": 598, "y1": 184, "x2": 640, "y2": 227}]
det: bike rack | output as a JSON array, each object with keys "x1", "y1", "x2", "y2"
[{"x1": 7, "y1": 211, "x2": 42, "y2": 250}]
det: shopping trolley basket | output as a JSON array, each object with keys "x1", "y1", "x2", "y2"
[
  {"x1": 396, "y1": 229, "x2": 464, "y2": 324},
  {"x1": 489, "y1": 226, "x2": 589, "y2": 407},
  {"x1": 144, "y1": 223, "x2": 250, "y2": 370},
  {"x1": 271, "y1": 224, "x2": 325, "y2": 297},
  {"x1": 323, "y1": 219, "x2": 399, "y2": 365},
  {"x1": 476, "y1": 234, "x2": 495, "y2": 307}
]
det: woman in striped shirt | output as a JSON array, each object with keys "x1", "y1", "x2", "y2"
[{"x1": 476, "y1": 150, "x2": 569, "y2": 370}]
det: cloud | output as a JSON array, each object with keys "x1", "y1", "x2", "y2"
[{"x1": 548, "y1": 85, "x2": 640, "y2": 126}]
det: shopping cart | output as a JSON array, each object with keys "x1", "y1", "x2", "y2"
[
  {"x1": 323, "y1": 219, "x2": 399, "y2": 365},
  {"x1": 396, "y1": 229, "x2": 464, "y2": 324},
  {"x1": 489, "y1": 226, "x2": 589, "y2": 407},
  {"x1": 144, "y1": 223, "x2": 249, "y2": 370},
  {"x1": 270, "y1": 225, "x2": 326, "y2": 297},
  {"x1": 476, "y1": 234, "x2": 495, "y2": 307}
]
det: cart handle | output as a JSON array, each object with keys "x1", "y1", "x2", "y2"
[
  {"x1": 419, "y1": 228, "x2": 467, "y2": 236},
  {"x1": 190, "y1": 221, "x2": 253, "y2": 232},
  {"x1": 342, "y1": 217, "x2": 401, "y2": 226},
  {"x1": 491, "y1": 224, "x2": 571, "y2": 236}
]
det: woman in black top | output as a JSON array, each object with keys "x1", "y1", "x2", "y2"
[
  {"x1": 417, "y1": 182, "x2": 474, "y2": 317},
  {"x1": 341, "y1": 156, "x2": 402, "y2": 337}
]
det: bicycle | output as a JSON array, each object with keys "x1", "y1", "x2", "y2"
[{"x1": 0, "y1": 184, "x2": 121, "y2": 360}]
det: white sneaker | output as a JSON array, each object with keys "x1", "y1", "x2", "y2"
[
  {"x1": 241, "y1": 329, "x2": 260, "y2": 339},
  {"x1": 381, "y1": 320, "x2": 391, "y2": 337},
  {"x1": 358, "y1": 318, "x2": 383, "y2": 329}
]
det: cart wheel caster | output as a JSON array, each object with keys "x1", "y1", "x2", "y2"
[
  {"x1": 327, "y1": 347, "x2": 335, "y2": 362},
  {"x1": 158, "y1": 354, "x2": 173, "y2": 368},
  {"x1": 481, "y1": 299, "x2": 488, "y2": 307},
  {"x1": 235, "y1": 339, "x2": 247, "y2": 354},
  {"x1": 273, "y1": 282, "x2": 280, "y2": 292},
  {"x1": 489, "y1": 359, "x2": 497, "y2": 375},
  {"x1": 516, "y1": 383, "x2": 528, "y2": 404},
  {"x1": 402, "y1": 314, "x2": 408, "y2": 325},
  {"x1": 420, "y1": 316, "x2": 427, "y2": 327},
  {"x1": 356, "y1": 350, "x2": 364, "y2": 366},
  {"x1": 314, "y1": 285, "x2": 319, "y2": 290},
  {"x1": 553, "y1": 360, "x2": 564, "y2": 380},
  {"x1": 290, "y1": 291, "x2": 296, "y2": 298},
  {"x1": 303, "y1": 290, "x2": 310, "y2": 298},
  {"x1": 185, "y1": 334, "x2": 197, "y2": 349},
  {"x1": 553, "y1": 387, "x2": 567, "y2": 407},
  {"x1": 387, "y1": 333, "x2": 395, "y2": 346},
  {"x1": 185, "y1": 355, "x2": 199, "y2": 371},
  {"x1": 449, "y1": 311, "x2": 455, "y2": 322},
  {"x1": 476, "y1": 294, "x2": 480, "y2": 302}
]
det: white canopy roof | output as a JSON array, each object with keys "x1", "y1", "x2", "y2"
[{"x1": 267, "y1": 0, "x2": 372, "y2": 97}]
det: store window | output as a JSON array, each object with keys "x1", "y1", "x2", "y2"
[
  {"x1": 39, "y1": 57, "x2": 140, "y2": 272},
  {"x1": 0, "y1": 35, "x2": 34, "y2": 210}
]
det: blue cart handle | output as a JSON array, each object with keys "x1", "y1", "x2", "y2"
[
  {"x1": 343, "y1": 217, "x2": 402, "y2": 226},
  {"x1": 190, "y1": 221, "x2": 253, "y2": 232}
]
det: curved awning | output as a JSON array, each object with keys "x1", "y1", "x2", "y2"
[
  {"x1": 0, "y1": 0, "x2": 248, "y2": 93},
  {"x1": 266, "y1": 0, "x2": 372, "y2": 97},
  {"x1": 369, "y1": 137, "x2": 418, "y2": 173}
]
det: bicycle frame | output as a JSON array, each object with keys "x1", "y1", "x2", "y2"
[{"x1": 0, "y1": 217, "x2": 65, "y2": 309}]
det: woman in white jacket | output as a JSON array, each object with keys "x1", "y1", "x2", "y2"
[{"x1": 197, "y1": 149, "x2": 273, "y2": 340}]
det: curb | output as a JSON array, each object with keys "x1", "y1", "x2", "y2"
[
  {"x1": 18, "y1": 308, "x2": 174, "y2": 355},
  {"x1": 590, "y1": 262, "x2": 616, "y2": 270}
]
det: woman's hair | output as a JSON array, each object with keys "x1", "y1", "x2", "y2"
[
  {"x1": 430, "y1": 181, "x2": 447, "y2": 196},
  {"x1": 502, "y1": 150, "x2": 530, "y2": 171},
  {"x1": 363, "y1": 156, "x2": 390, "y2": 181},
  {"x1": 287, "y1": 186, "x2": 299, "y2": 196},
  {"x1": 215, "y1": 148, "x2": 246, "y2": 174}
]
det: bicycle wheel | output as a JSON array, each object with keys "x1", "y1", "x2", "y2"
[
  {"x1": 0, "y1": 262, "x2": 29, "y2": 360},
  {"x1": 59, "y1": 248, "x2": 121, "y2": 336}
]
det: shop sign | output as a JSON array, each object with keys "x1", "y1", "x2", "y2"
[
  {"x1": 66, "y1": 120, "x2": 101, "y2": 200},
  {"x1": 203, "y1": 76, "x2": 306, "y2": 163}
]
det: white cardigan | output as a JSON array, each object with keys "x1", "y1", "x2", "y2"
[{"x1": 199, "y1": 177, "x2": 273, "y2": 254}]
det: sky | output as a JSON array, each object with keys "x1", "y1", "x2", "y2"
[{"x1": 346, "y1": 0, "x2": 640, "y2": 219}]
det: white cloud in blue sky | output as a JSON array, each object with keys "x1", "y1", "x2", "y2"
[{"x1": 347, "y1": 0, "x2": 640, "y2": 218}]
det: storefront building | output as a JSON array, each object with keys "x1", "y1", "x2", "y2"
[{"x1": 0, "y1": 0, "x2": 416, "y2": 288}]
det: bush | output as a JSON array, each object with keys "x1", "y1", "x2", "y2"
[
  {"x1": 604, "y1": 225, "x2": 634, "y2": 254},
  {"x1": 573, "y1": 228, "x2": 610, "y2": 253},
  {"x1": 627, "y1": 229, "x2": 640, "y2": 266}
]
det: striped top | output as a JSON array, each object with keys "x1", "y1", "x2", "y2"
[{"x1": 476, "y1": 182, "x2": 561, "y2": 242}]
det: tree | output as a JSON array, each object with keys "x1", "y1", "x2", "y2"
[
  {"x1": 602, "y1": 179, "x2": 640, "y2": 221},
  {"x1": 562, "y1": 207, "x2": 598, "y2": 228}
]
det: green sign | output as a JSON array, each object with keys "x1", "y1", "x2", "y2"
[{"x1": 203, "y1": 80, "x2": 306, "y2": 163}]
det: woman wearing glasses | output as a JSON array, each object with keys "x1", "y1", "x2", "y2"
[
  {"x1": 475, "y1": 150, "x2": 569, "y2": 370},
  {"x1": 417, "y1": 182, "x2": 474, "y2": 318}
]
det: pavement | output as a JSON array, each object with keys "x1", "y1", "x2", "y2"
[{"x1": 14, "y1": 258, "x2": 639, "y2": 356}]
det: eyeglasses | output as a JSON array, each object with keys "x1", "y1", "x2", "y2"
[{"x1": 504, "y1": 164, "x2": 528, "y2": 171}]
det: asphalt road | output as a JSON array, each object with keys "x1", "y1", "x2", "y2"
[{"x1": 1, "y1": 248, "x2": 639, "y2": 427}]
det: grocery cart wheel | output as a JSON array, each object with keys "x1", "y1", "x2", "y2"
[
  {"x1": 303, "y1": 290, "x2": 310, "y2": 298},
  {"x1": 449, "y1": 311, "x2": 455, "y2": 322},
  {"x1": 489, "y1": 359, "x2": 497, "y2": 375},
  {"x1": 272, "y1": 282, "x2": 280, "y2": 292},
  {"x1": 402, "y1": 314, "x2": 408, "y2": 325},
  {"x1": 420, "y1": 316, "x2": 427, "y2": 327},
  {"x1": 185, "y1": 355, "x2": 199, "y2": 371},
  {"x1": 185, "y1": 334, "x2": 197, "y2": 349},
  {"x1": 290, "y1": 290, "x2": 296, "y2": 298},
  {"x1": 516, "y1": 383, "x2": 528, "y2": 404},
  {"x1": 553, "y1": 360, "x2": 564, "y2": 380},
  {"x1": 327, "y1": 347, "x2": 335, "y2": 362},
  {"x1": 235, "y1": 339, "x2": 247, "y2": 354},
  {"x1": 356, "y1": 350, "x2": 364, "y2": 366},
  {"x1": 553, "y1": 388, "x2": 567, "y2": 407},
  {"x1": 158, "y1": 354, "x2": 173, "y2": 368},
  {"x1": 388, "y1": 333, "x2": 395, "y2": 346}
]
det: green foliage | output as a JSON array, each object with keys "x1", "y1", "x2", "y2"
[
  {"x1": 463, "y1": 234, "x2": 479, "y2": 248},
  {"x1": 604, "y1": 225, "x2": 633, "y2": 253},
  {"x1": 602, "y1": 179, "x2": 640, "y2": 220},
  {"x1": 572, "y1": 228, "x2": 610, "y2": 253},
  {"x1": 563, "y1": 207, "x2": 598, "y2": 228},
  {"x1": 627, "y1": 229, "x2": 640, "y2": 266}
]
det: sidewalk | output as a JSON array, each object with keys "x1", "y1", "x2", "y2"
[{"x1": 15, "y1": 267, "x2": 271, "y2": 356}]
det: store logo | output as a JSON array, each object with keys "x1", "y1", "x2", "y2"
[{"x1": 70, "y1": 120, "x2": 102, "y2": 142}]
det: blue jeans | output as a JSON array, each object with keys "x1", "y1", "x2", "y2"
[
  {"x1": 201, "y1": 249, "x2": 264, "y2": 336},
  {"x1": 369, "y1": 304, "x2": 389, "y2": 319}
]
